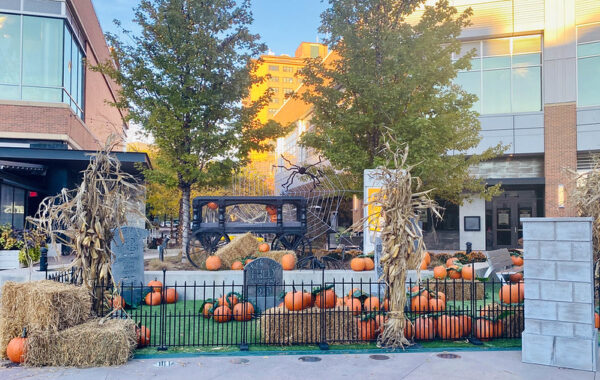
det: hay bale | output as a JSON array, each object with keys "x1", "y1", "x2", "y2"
[
  {"x1": 216, "y1": 232, "x2": 259, "y2": 268},
  {"x1": 426, "y1": 280, "x2": 485, "y2": 301},
  {"x1": 26, "y1": 318, "x2": 137, "y2": 367},
  {"x1": 255, "y1": 250, "x2": 296, "y2": 265},
  {"x1": 0, "y1": 280, "x2": 91, "y2": 358},
  {"x1": 259, "y1": 306, "x2": 357, "y2": 344}
]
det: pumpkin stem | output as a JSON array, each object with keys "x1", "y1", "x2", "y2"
[{"x1": 22, "y1": 327, "x2": 27, "y2": 338}]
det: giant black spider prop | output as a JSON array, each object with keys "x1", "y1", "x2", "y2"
[{"x1": 274, "y1": 155, "x2": 325, "y2": 192}]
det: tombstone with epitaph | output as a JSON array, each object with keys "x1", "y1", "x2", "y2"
[
  {"x1": 244, "y1": 258, "x2": 283, "y2": 313},
  {"x1": 111, "y1": 226, "x2": 149, "y2": 305}
]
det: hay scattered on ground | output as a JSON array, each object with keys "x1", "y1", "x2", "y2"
[
  {"x1": 216, "y1": 232, "x2": 259, "y2": 268},
  {"x1": 260, "y1": 306, "x2": 357, "y2": 344},
  {"x1": 26, "y1": 318, "x2": 137, "y2": 367},
  {"x1": 255, "y1": 250, "x2": 296, "y2": 265},
  {"x1": 0, "y1": 280, "x2": 91, "y2": 358}
]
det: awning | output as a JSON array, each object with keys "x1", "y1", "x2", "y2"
[{"x1": 0, "y1": 160, "x2": 47, "y2": 175}]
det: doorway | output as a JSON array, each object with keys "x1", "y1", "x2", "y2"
[{"x1": 490, "y1": 190, "x2": 538, "y2": 249}]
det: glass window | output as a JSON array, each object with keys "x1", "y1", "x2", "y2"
[
  {"x1": 283, "y1": 77, "x2": 294, "y2": 83},
  {"x1": 482, "y1": 69, "x2": 511, "y2": 114},
  {"x1": 283, "y1": 88, "x2": 294, "y2": 95},
  {"x1": 12, "y1": 188, "x2": 24, "y2": 229},
  {"x1": 269, "y1": 87, "x2": 279, "y2": 93},
  {"x1": 0, "y1": 185, "x2": 13, "y2": 226},
  {"x1": 455, "y1": 71, "x2": 481, "y2": 112},
  {"x1": 270, "y1": 76, "x2": 279, "y2": 82},
  {"x1": 22, "y1": 16, "x2": 63, "y2": 87},
  {"x1": 268, "y1": 65, "x2": 279, "y2": 71},
  {"x1": 271, "y1": 98, "x2": 280, "y2": 104},
  {"x1": 283, "y1": 66, "x2": 293, "y2": 72},
  {"x1": 22, "y1": 86, "x2": 61, "y2": 101},
  {"x1": 310, "y1": 45, "x2": 320, "y2": 58},
  {"x1": 577, "y1": 24, "x2": 600, "y2": 107},
  {"x1": 512, "y1": 66, "x2": 541, "y2": 113},
  {"x1": 63, "y1": 24, "x2": 72, "y2": 104},
  {"x1": 0, "y1": 13, "x2": 21, "y2": 85},
  {"x1": 0, "y1": 0, "x2": 20, "y2": 10},
  {"x1": 0, "y1": 84, "x2": 19, "y2": 100}
]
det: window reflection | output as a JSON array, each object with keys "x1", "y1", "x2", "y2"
[{"x1": 577, "y1": 23, "x2": 600, "y2": 107}]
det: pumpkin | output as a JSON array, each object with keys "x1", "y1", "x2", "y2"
[
  {"x1": 148, "y1": 279, "x2": 162, "y2": 293},
  {"x1": 459, "y1": 315, "x2": 472, "y2": 337},
  {"x1": 596, "y1": 313, "x2": 600, "y2": 329},
  {"x1": 424, "y1": 251, "x2": 431, "y2": 265},
  {"x1": 509, "y1": 272, "x2": 523, "y2": 283},
  {"x1": 202, "y1": 302, "x2": 214, "y2": 318},
  {"x1": 258, "y1": 243, "x2": 270, "y2": 253},
  {"x1": 284, "y1": 291, "x2": 308, "y2": 311},
  {"x1": 499, "y1": 283, "x2": 524, "y2": 304},
  {"x1": 410, "y1": 295, "x2": 429, "y2": 313},
  {"x1": 403, "y1": 319, "x2": 414, "y2": 339},
  {"x1": 432, "y1": 291, "x2": 446, "y2": 304},
  {"x1": 428, "y1": 297, "x2": 445, "y2": 312},
  {"x1": 414, "y1": 317, "x2": 435, "y2": 340},
  {"x1": 511, "y1": 255, "x2": 524, "y2": 266},
  {"x1": 381, "y1": 298, "x2": 390, "y2": 311},
  {"x1": 7, "y1": 328, "x2": 27, "y2": 363},
  {"x1": 446, "y1": 257, "x2": 459, "y2": 267},
  {"x1": 346, "y1": 297, "x2": 362, "y2": 316},
  {"x1": 207, "y1": 202, "x2": 218, "y2": 210},
  {"x1": 218, "y1": 294, "x2": 239, "y2": 307},
  {"x1": 347, "y1": 288, "x2": 363, "y2": 298},
  {"x1": 303, "y1": 292, "x2": 315, "y2": 308},
  {"x1": 461, "y1": 265, "x2": 474, "y2": 281},
  {"x1": 163, "y1": 288, "x2": 178, "y2": 304},
  {"x1": 213, "y1": 305, "x2": 232, "y2": 323},
  {"x1": 281, "y1": 254, "x2": 296, "y2": 270},
  {"x1": 315, "y1": 289, "x2": 337, "y2": 309},
  {"x1": 358, "y1": 319, "x2": 377, "y2": 341},
  {"x1": 420, "y1": 260, "x2": 428, "y2": 270},
  {"x1": 145, "y1": 291, "x2": 161, "y2": 306},
  {"x1": 410, "y1": 286, "x2": 429, "y2": 300},
  {"x1": 205, "y1": 255, "x2": 222, "y2": 271},
  {"x1": 475, "y1": 319, "x2": 503, "y2": 340},
  {"x1": 231, "y1": 261, "x2": 243, "y2": 270},
  {"x1": 270, "y1": 214, "x2": 277, "y2": 223},
  {"x1": 433, "y1": 266, "x2": 447, "y2": 279},
  {"x1": 266, "y1": 205, "x2": 277, "y2": 215},
  {"x1": 363, "y1": 297, "x2": 380, "y2": 311},
  {"x1": 111, "y1": 295, "x2": 126, "y2": 310},
  {"x1": 437, "y1": 316, "x2": 461, "y2": 339},
  {"x1": 363, "y1": 257, "x2": 375, "y2": 271},
  {"x1": 136, "y1": 325, "x2": 151, "y2": 347},
  {"x1": 336, "y1": 297, "x2": 344, "y2": 307},
  {"x1": 350, "y1": 257, "x2": 365, "y2": 271},
  {"x1": 375, "y1": 314, "x2": 388, "y2": 334},
  {"x1": 447, "y1": 265, "x2": 461, "y2": 280},
  {"x1": 244, "y1": 258, "x2": 254, "y2": 266},
  {"x1": 233, "y1": 302, "x2": 255, "y2": 321}
]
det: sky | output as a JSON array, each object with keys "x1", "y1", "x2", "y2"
[{"x1": 91, "y1": 0, "x2": 329, "y2": 57}]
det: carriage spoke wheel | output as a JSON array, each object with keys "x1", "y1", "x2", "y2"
[
  {"x1": 186, "y1": 231, "x2": 229, "y2": 268},
  {"x1": 271, "y1": 233, "x2": 310, "y2": 259}
]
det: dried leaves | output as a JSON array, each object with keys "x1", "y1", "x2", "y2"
[{"x1": 28, "y1": 139, "x2": 145, "y2": 291}]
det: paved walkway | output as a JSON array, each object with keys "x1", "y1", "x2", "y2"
[{"x1": 1, "y1": 350, "x2": 596, "y2": 380}]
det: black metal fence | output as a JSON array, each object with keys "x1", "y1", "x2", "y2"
[{"x1": 48, "y1": 269, "x2": 524, "y2": 350}]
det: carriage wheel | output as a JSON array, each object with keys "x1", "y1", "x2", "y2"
[
  {"x1": 186, "y1": 231, "x2": 230, "y2": 268},
  {"x1": 271, "y1": 233, "x2": 310, "y2": 258}
]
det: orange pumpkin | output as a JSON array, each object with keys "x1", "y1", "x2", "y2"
[
  {"x1": 270, "y1": 214, "x2": 277, "y2": 223},
  {"x1": 509, "y1": 272, "x2": 523, "y2": 283},
  {"x1": 511, "y1": 255, "x2": 524, "y2": 266},
  {"x1": 145, "y1": 291, "x2": 161, "y2": 306},
  {"x1": 433, "y1": 265, "x2": 447, "y2": 279},
  {"x1": 231, "y1": 261, "x2": 243, "y2": 270},
  {"x1": 202, "y1": 302, "x2": 214, "y2": 318},
  {"x1": 148, "y1": 279, "x2": 163, "y2": 293},
  {"x1": 446, "y1": 257, "x2": 459, "y2": 267},
  {"x1": 163, "y1": 288, "x2": 178, "y2": 304},
  {"x1": 336, "y1": 297, "x2": 344, "y2": 307},
  {"x1": 266, "y1": 205, "x2": 277, "y2": 215},
  {"x1": 459, "y1": 315, "x2": 472, "y2": 337},
  {"x1": 432, "y1": 291, "x2": 446, "y2": 304},
  {"x1": 375, "y1": 314, "x2": 388, "y2": 334},
  {"x1": 461, "y1": 265, "x2": 474, "y2": 281},
  {"x1": 346, "y1": 297, "x2": 362, "y2": 316},
  {"x1": 358, "y1": 319, "x2": 377, "y2": 341},
  {"x1": 281, "y1": 253, "x2": 296, "y2": 270},
  {"x1": 447, "y1": 265, "x2": 462, "y2": 279},
  {"x1": 437, "y1": 316, "x2": 461, "y2": 339},
  {"x1": 424, "y1": 251, "x2": 431, "y2": 265},
  {"x1": 136, "y1": 325, "x2": 151, "y2": 347},
  {"x1": 363, "y1": 257, "x2": 375, "y2": 271},
  {"x1": 428, "y1": 297, "x2": 445, "y2": 312},
  {"x1": 111, "y1": 295, "x2": 126, "y2": 310},
  {"x1": 244, "y1": 258, "x2": 254, "y2": 265},
  {"x1": 420, "y1": 260, "x2": 428, "y2": 270},
  {"x1": 303, "y1": 292, "x2": 315, "y2": 308},
  {"x1": 350, "y1": 257, "x2": 365, "y2": 271},
  {"x1": 348, "y1": 288, "x2": 363, "y2": 298},
  {"x1": 403, "y1": 319, "x2": 414, "y2": 339},
  {"x1": 7, "y1": 328, "x2": 27, "y2": 363},
  {"x1": 284, "y1": 291, "x2": 308, "y2": 311},
  {"x1": 218, "y1": 294, "x2": 239, "y2": 307},
  {"x1": 363, "y1": 297, "x2": 380, "y2": 312},
  {"x1": 410, "y1": 295, "x2": 429, "y2": 313},
  {"x1": 414, "y1": 317, "x2": 435, "y2": 340},
  {"x1": 596, "y1": 313, "x2": 600, "y2": 329},
  {"x1": 381, "y1": 298, "x2": 390, "y2": 311},
  {"x1": 233, "y1": 302, "x2": 255, "y2": 321},
  {"x1": 315, "y1": 289, "x2": 337, "y2": 309},
  {"x1": 205, "y1": 255, "x2": 222, "y2": 271},
  {"x1": 410, "y1": 286, "x2": 429, "y2": 300},
  {"x1": 213, "y1": 305, "x2": 232, "y2": 323},
  {"x1": 207, "y1": 202, "x2": 218, "y2": 210},
  {"x1": 499, "y1": 283, "x2": 524, "y2": 304}
]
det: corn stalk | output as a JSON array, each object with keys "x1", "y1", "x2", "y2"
[{"x1": 28, "y1": 139, "x2": 145, "y2": 296}]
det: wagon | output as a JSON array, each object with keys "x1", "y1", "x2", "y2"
[{"x1": 187, "y1": 196, "x2": 310, "y2": 268}]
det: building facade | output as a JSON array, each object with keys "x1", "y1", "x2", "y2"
[
  {"x1": 272, "y1": 0, "x2": 600, "y2": 251},
  {"x1": 0, "y1": 0, "x2": 148, "y2": 229}
]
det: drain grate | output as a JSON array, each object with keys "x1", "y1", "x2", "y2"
[
  {"x1": 154, "y1": 360, "x2": 175, "y2": 367},
  {"x1": 369, "y1": 354, "x2": 390, "y2": 360},
  {"x1": 230, "y1": 358, "x2": 250, "y2": 364},
  {"x1": 298, "y1": 356, "x2": 322, "y2": 362},
  {"x1": 436, "y1": 353, "x2": 461, "y2": 359}
]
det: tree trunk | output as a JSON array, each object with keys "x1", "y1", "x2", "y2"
[{"x1": 179, "y1": 183, "x2": 191, "y2": 259}]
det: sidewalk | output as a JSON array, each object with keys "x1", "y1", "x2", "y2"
[{"x1": 1, "y1": 350, "x2": 596, "y2": 380}]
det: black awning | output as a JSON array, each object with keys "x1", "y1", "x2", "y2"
[{"x1": 0, "y1": 160, "x2": 47, "y2": 175}]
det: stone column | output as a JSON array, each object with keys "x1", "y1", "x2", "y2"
[{"x1": 521, "y1": 217, "x2": 597, "y2": 371}]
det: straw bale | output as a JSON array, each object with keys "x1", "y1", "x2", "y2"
[
  {"x1": 216, "y1": 232, "x2": 259, "y2": 268},
  {"x1": 259, "y1": 306, "x2": 357, "y2": 344},
  {"x1": 0, "y1": 280, "x2": 91, "y2": 358},
  {"x1": 425, "y1": 280, "x2": 485, "y2": 301},
  {"x1": 255, "y1": 250, "x2": 296, "y2": 265},
  {"x1": 26, "y1": 318, "x2": 137, "y2": 367}
]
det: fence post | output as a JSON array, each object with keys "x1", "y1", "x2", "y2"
[
  {"x1": 240, "y1": 269, "x2": 249, "y2": 351},
  {"x1": 157, "y1": 269, "x2": 168, "y2": 351},
  {"x1": 319, "y1": 268, "x2": 329, "y2": 350}
]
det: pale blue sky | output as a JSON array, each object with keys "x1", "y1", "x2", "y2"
[{"x1": 91, "y1": 0, "x2": 329, "y2": 56}]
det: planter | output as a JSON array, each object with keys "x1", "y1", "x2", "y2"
[{"x1": 0, "y1": 250, "x2": 20, "y2": 270}]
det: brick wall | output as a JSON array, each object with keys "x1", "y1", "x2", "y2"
[
  {"x1": 544, "y1": 103, "x2": 577, "y2": 217},
  {"x1": 522, "y1": 217, "x2": 597, "y2": 371}
]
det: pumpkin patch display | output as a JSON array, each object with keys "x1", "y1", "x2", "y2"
[
  {"x1": 7, "y1": 328, "x2": 27, "y2": 363},
  {"x1": 213, "y1": 305, "x2": 232, "y2": 323},
  {"x1": 205, "y1": 255, "x2": 222, "y2": 271},
  {"x1": 350, "y1": 257, "x2": 366, "y2": 271}
]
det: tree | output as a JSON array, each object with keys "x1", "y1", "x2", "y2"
[
  {"x1": 299, "y1": 0, "x2": 504, "y2": 203},
  {"x1": 97, "y1": 0, "x2": 288, "y2": 251}
]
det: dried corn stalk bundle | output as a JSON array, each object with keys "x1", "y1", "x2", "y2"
[
  {"x1": 28, "y1": 138, "x2": 145, "y2": 293},
  {"x1": 366, "y1": 143, "x2": 440, "y2": 349}
]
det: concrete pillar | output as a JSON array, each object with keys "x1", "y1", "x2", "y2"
[{"x1": 522, "y1": 217, "x2": 597, "y2": 371}]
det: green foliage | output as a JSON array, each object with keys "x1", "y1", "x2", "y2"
[
  {"x1": 299, "y1": 0, "x2": 505, "y2": 203},
  {"x1": 0, "y1": 224, "x2": 24, "y2": 250}
]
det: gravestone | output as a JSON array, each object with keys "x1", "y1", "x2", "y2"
[
  {"x1": 111, "y1": 226, "x2": 148, "y2": 305},
  {"x1": 244, "y1": 258, "x2": 283, "y2": 313}
]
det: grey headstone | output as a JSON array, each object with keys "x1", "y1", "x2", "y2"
[
  {"x1": 244, "y1": 258, "x2": 283, "y2": 313},
  {"x1": 111, "y1": 226, "x2": 148, "y2": 305}
]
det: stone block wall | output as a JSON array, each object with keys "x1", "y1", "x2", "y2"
[{"x1": 522, "y1": 217, "x2": 597, "y2": 371}]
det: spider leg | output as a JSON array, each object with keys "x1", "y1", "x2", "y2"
[
  {"x1": 281, "y1": 155, "x2": 294, "y2": 167},
  {"x1": 282, "y1": 171, "x2": 297, "y2": 192}
]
